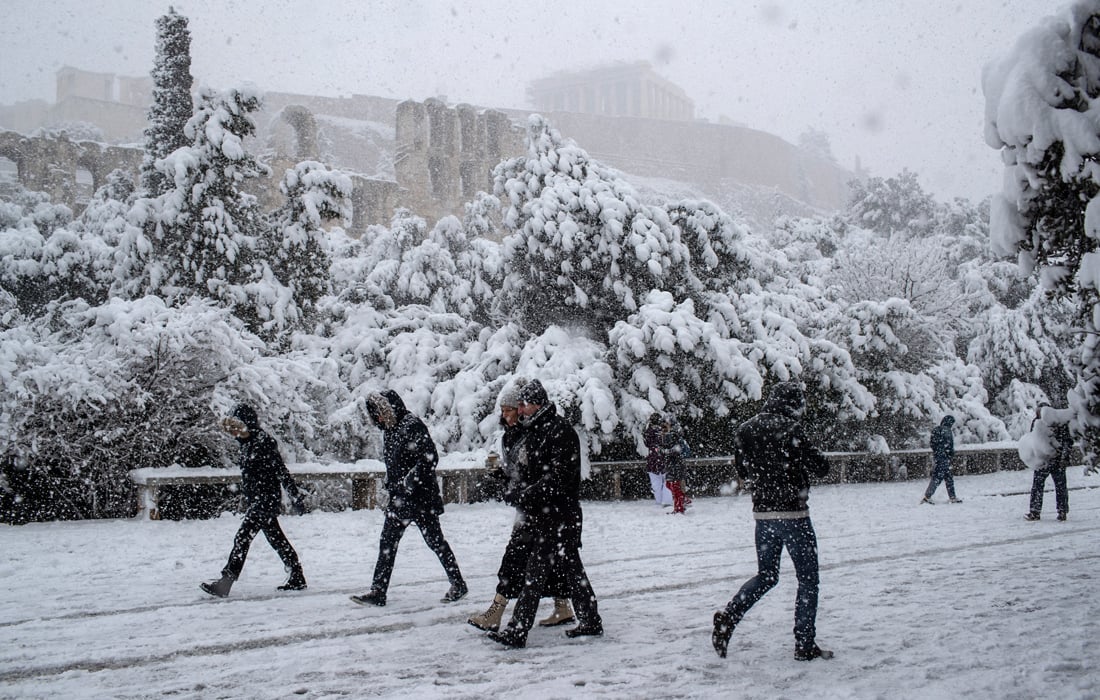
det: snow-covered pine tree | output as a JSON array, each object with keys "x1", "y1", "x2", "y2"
[
  {"x1": 847, "y1": 170, "x2": 937, "y2": 238},
  {"x1": 141, "y1": 7, "x2": 193, "y2": 197},
  {"x1": 264, "y1": 161, "x2": 350, "y2": 326},
  {"x1": 984, "y1": 0, "x2": 1100, "y2": 465},
  {"x1": 495, "y1": 115, "x2": 690, "y2": 337},
  {"x1": 152, "y1": 85, "x2": 270, "y2": 321}
]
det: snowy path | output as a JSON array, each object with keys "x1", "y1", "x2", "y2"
[{"x1": 2, "y1": 470, "x2": 1098, "y2": 699}]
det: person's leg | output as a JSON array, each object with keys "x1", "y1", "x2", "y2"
[
  {"x1": 491, "y1": 537, "x2": 554, "y2": 647},
  {"x1": 923, "y1": 470, "x2": 943, "y2": 500},
  {"x1": 724, "y1": 520, "x2": 782, "y2": 621},
  {"x1": 416, "y1": 513, "x2": 465, "y2": 589},
  {"x1": 1052, "y1": 467, "x2": 1069, "y2": 518},
  {"x1": 943, "y1": 466, "x2": 957, "y2": 500},
  {"x1": 1028, "y1": 469, "x2": 1047, "y2": 515},
  {"x1": 561, "y1": 546, "x2": 601, "y2": 633},
  {"x1": 370, "y1": 513, "x2": 408, "y2": 594},
  {"x1": 648, "y1": 472, "x2": 669, "y2": 505},
  {"x1": 784, "y1": 518, "x2": 820, "y2": 650},
  {"x1": 260, "y1": 516, "x2": 302, "y2": 573},
  {"x1": 667, "y1": 480, "x2": 685, "y2": 513},
  {"x1": 224, "y1": 512, "x2": 264, "y2": 580},
  {"x1": 495, "y1": 523, "x2": 529, "y2": 598}
]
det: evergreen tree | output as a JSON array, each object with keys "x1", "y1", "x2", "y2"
[
  {"x1": 153, "y1": 85, "x2": 270, "y2": 317},
  {"x1": 847, "y1": 169, "x2": 937, "y2": 237},
  {"x1": 141, "y1": 7, "x2": 193, "y2": 197},
  {"x1": 984, "y1": 2, "x2": 1100, "y2": 464}
]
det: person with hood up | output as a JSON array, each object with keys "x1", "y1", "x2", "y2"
[
  {"x1": 487, "y1": 380, "x2": 602, "y2": 649},
  {"x1": 1024, "y1": 407, "x2": 1073, "y2": 521},
  {"x1": 643, "y1": 413, "x2": 673, "y2": 507},
  {"x1": 922, "y1": 415, "x2": 961, "y2": 504},
  {"x1": 468, "y1": 378, "x2": 575, "y2": 633},
  {"x1": 351, "y1": 390, "x2": 467, "y2": 606},
  {"x1": 711, "y1": 382, "x2": 833, "y2": 661},
  {"x1": 200, "y1": 403, "x2": 307, "y2": 598}
]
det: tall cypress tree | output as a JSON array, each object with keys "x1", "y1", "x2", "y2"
[{"x1": 141, "y1": 7, "x2": 193, "y2": 197}]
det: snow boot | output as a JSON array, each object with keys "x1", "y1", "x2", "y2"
[
  {"x1": 350, "y1": 589, "x2": 387, "y2": 607},
  {"x1": 487, "y1": 625, "x2": 527, "y2": 649},
  {"x1": 712, "y1": 611, "x2": 735, "y2": 658},
  {"x1": 1024, "y1": 512, "x2": 1040, "y2": 522},
  {"x1": 538, "y1": 598, "x2": 576, "y2": 627},
  {"x1": 468, "y1": 593, "x2": 508, "y2": 632},
  {"x1": 200, "y1": 573, "x2": 234, "y2": 598},
  {"x1": 795, "y1": 642, "x2": 834, "y2": 661},
  {"x1": 1057, "y1": 512, "x2": 1068, "y2": 521},
  {"x1": 277, "y1": 568, "x2": 307, "y2": 591},
  {"x1": 441, "y1": 580, "x2": 468, "y2": 603},
  {"x1": 565, "y1": 621, "x2": 604, "y2": 639}
]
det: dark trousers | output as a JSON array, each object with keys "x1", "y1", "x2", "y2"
[
  {"x1": 495, "y1": 521, "x2": 570, "y2": 599},
  {"x1": 371, "y1": 511, "x2": 464, "y2": 593},
  {"x1": 924, "y1": 458, "x2": 956, "y2": 500},
  {"x1": 1029, "y1": 467, "x2": 1068, "y2": 515},
  {"x1": 724, "y1": 517, "x2": 820, "y2": 646},
  {"x1": 223, "y1": 511, "x2": 301, "y2": 580},
  {"x1": 507, "y1": 533, "x2": 600, "y2": 635}
]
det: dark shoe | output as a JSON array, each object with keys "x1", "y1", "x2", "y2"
[
  {"x1": 712, "y1": 611, "x2": 735, "y2": 658},
  {"x1": 1057, "y1": 512, "x2": 1067, "y2": 521},
  {"x1": 487, "y1": 627, "x2": 527, "y2": 649},
  {"x1": 350, "y1": 589, "x2": 386, "y2": 607},
  {"x1": 277, "y1": 569, "x2": 307, "y2": 591},
  {"x1": 949, "y1": 497, "x2": 963, "y2": 504},
  {"x1": 1024, "y1": 512, "x2": 1040, "y2": 522},
  {"x1": 565, "y1": 622, "x2": 604, "y2": 639},
  {"x1": 795, "y1": 643, "x2": 834, "y2": 661},
  {"x1": 200, "y1": 573, "x2": 234, "y2": 598},
  {"x1": 920, "y1": 497, "x2": 934, "y2": 505},
  {"x1": 441, "y1": 581, "x2": 468, "y2": 603}
]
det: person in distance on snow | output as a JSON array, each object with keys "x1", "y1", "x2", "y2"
[
  {"x1": 351, "y1": 390, "x2": 467, "y2": 607},
  {"x1": 921, "y1": 415, "x2": 962, "y2": 504},
  {"x1": 644, "y1": 413, "x2": 674, "y2": 508},
  {"x1": 488, "y1": 379, "x2": 603, "y2": 649},
  {"x1": 468, "y1": 378, "x2": 575, "y2": 633},
  {"x1": 1024, "y1": 407, "x2": 1073, "y2": 522},
  {"x1": 200, "y1": 403, "x2": 308, "y2": 598},
  {"x1": 712, "y1": 382, "x2": 833, "y2": 661}
]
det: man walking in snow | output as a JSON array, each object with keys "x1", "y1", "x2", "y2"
[
  {"x1": 712, "y1": 382, "x2": 832, "y2": 661},
  {"x1": 922, "y1": 415, "x2": 961, "y2": 504},
  {"x1": 351, "y1": 390, "x2": 467, "y2": 606},
  {"x1": 200, "y1": 403, "x2": 308, "y2": 598},
  {"x1": 488, "y1": 379, "x2": 602, "y2": 648}
]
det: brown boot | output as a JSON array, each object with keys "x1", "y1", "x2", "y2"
[
  {"x1": 467, "y1": 593, "x2": 508, "y2": 632},
  {"x1": 538, "y1": 598, "x2": 576, "y2": 627}
]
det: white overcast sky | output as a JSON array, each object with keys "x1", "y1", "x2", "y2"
[{"x1": 0, "y1": 0, "x2": 1056, "y2": 203}]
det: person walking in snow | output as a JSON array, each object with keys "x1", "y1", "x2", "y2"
[
  {"x1": 351, "y1": 390, "x2": 467, "y2": 607},
  {"x1": 712, "y1": 382, "x2": 833, "y2": 661},
  {"x1": 663, "y1": 418, "x2": 689, "y2": 515},
  {"x1": 200, "y1": 403, "x2": 308, "y2": 598},
  {"x1": 468, "y1": 379, "x2": 575, "y2": 633},
  {"x1": 922, "y1": 415, "x2": 961, "y2": 504},
  {"x1": 644, "y1": 413, "x2": 674, "y2": 508},
  {"x1": 1024, "y1": 408, "x2": 1073, "y2": 522},
  {"x1": 488, "y1": 380, "x2": 603, "y2": 648}
]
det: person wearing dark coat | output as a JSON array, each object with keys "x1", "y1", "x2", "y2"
[
  {"x1": 1025, "y1": 409, "x2": 1073, "y2": 521},
  {"x1": 663, "y1": 419, "x2": 689, "y2": 514},
  {"x1": 712, "y1": 382, "x2": 833, "y2": 661},
  {"x1": 200, "y1": 403, "x2": 307, "y2": 598},
  {"x1": 468, "y1": 379, "x2": 575, "y2": 632},
  {"x1": 922, "y1": 415, "x2": 961, "y2": 504},
  {"x1": 488, "y1": 380, "x2": 603, "y2": 649},
  {"x1": 351, "y1": 390, "x2": 466, "y2": 607}
]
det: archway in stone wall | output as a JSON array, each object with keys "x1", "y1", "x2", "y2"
[{"x1": 267, "y1": 105, "x2": 319, "y2": 161}]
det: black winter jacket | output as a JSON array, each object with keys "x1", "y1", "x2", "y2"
[
  {"x1": 369, "y1": 390, "x2": 445, "y2": 520},
  {"x1": 735, "y1": 400, "x2": 829, "y2": 516},
  {"x1": 231, "y1": 404, "x2": 302, "y2": 518},
  {"x1": 515, "y1": 403, "x2": 583, "y2": 549}
]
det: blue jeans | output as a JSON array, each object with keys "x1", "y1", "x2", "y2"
[
  {"x1": 724, "y1": 516, "x2": 820, "y2": 646},
  {"x1": 924, "y1": 458, "x2": 956, "y2": 500}
]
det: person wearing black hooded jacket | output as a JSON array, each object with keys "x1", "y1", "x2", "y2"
[
  {"x1": 711, "y1": 382, "x2": 832, "y2": 661},
  {"x1": 487, "y1": 380, "x2": 602, "y2": 649},
  {"x1": 200, "y1": 403, "x2": 307, "y2": 598},
  {"x1": 351, "y1": 390, "x2": 467, "y2": 607}
]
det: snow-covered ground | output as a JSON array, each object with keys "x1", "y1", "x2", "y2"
[{"x1": 2, "y1": 468, "x2": 1098, "y2": 699}]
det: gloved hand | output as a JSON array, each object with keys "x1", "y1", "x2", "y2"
[{"x1": 290, "y1": 498, "x2": 307, "y2": 516}]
